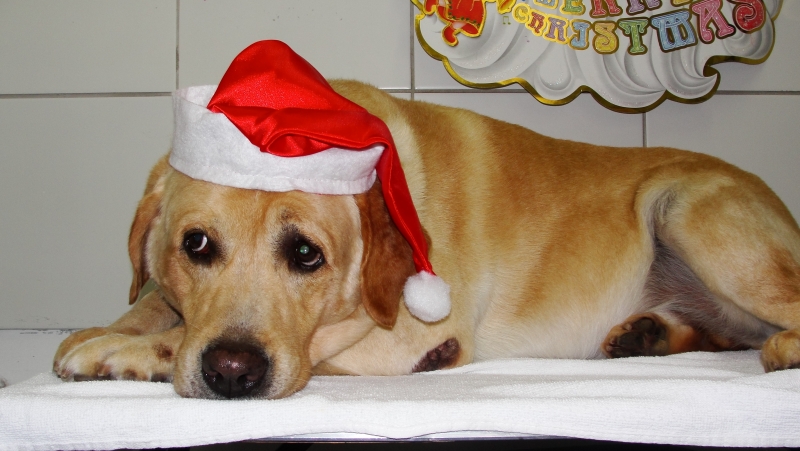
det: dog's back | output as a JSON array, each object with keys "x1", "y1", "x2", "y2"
[{"x1": 326, "y1": 80, "x2": 800, "y2": 372}]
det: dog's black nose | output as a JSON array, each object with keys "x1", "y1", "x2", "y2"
[{"x1": 201, "y1": 341, "x2": 268, "y2": 398}]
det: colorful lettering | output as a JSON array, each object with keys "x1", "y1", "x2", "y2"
[
  {"x1": 570, "y1": 20, "x2": 591, "y2": 49},
  {"x1": 533, "y1": 0, "x2": 558, "y2": 9},
  {"x1": 561, "y1": 0, "x2": 586, "y2": 15},
  {"x1": 651, "y1": 9, "x2": 697, "y2": 52},
  {"x1": 691, "y1": 0, "x2": 735, "y2": 43},
  {"x1": 528, "y1": 10, "x2": 549, "y2": 35},
  {"x1": 589, "y1": 0, "x2": 623, "y2": 18},
  {"x1": 618, "y1": 18, "x2": 650, "y2": 54},
  {"x1": 512, "y1": 2, "x2": 532, "y2": 24},
  {"x1": 481, "y1": 0, "x2": 764, "y2": 56},
  {"x1": 627, "y1": 0, "x2": 662, "y2": 15},
  {"x1": 593, "y1": 21, "x2": 619, "y2": 53},
  {"x1": 544, "y1": 16, "x2": 569, "y2": 43},
  {"x1": 729, "y1": 0, "x2": 767, "y2": 33}
]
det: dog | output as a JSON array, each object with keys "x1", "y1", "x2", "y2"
[{"x1": 53, "y1": 79, "x2": 800, "y2": 400}]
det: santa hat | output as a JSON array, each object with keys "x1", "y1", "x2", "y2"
[{"x1": 169, "y1": 40, "x2": 450, "y2": 323}]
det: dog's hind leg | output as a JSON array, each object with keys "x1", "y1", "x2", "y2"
[
  {"x1": 603, "y1": 231, "x2": 770, "y2": 359},
  {"x1": 603, "y1": 312, "x2": 751, "y2": 358},
  {"x1": 614, "y1": 162, "x2": 800, "y2": 371}
]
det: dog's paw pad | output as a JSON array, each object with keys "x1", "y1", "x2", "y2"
[
  {"x1": 413, "y1": 338, "x2": 460, "y2": 373},
  {"x1": 603, "y1": 314, "x2": 668, "y2": 358}
]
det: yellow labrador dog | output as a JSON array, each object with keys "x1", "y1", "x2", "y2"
[{"x1": 54, "y1": 80, "x2": 800, "y2": 399}]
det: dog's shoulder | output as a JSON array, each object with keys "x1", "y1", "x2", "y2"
[
  {"x1": 329, "y1": 79, "x2": 480, "y2": 127},
  {"x1": 329, "y1": 79, "x2": 402, "y2": 120}
]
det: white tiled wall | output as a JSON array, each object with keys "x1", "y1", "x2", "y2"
[
  {"x1": 648, "y1": 96, "x2": 800, "y2": 218},
  {"x1": 0, "y1": 97, "x2": 172, "y2": 329},
  {"x1": 0, "y1": 1, "x2": 176, "y2": 94},
  {"x1": 1, "y1": 1, "x2": 798, "y2": 383},
  {"x1": 178, "y1": 1, "x2": 412, "y2": 89}
]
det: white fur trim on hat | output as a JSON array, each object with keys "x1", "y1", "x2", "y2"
[
  {"x1": 403, "y1": 271, "x2": 451, "y2": 323},
  {"x1": 169, "y1": 85, "x2": 384, "y2": 195}
]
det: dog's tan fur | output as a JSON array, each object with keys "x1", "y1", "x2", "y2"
[{"x1": 55, "y1": 81, "x2": 800, "y2": 399}]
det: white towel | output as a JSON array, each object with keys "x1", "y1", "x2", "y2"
[{"x1": 1, "y1": 350, "x2": 799, "y2": 450}]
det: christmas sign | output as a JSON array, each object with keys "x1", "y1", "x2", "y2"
[{"x1": 415, "y1": 0, "x2": 780, "y2": 112}]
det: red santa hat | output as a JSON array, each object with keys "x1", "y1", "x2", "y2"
[{"x1": 169, "y1": 40, "x2": 450, "y2": 323}]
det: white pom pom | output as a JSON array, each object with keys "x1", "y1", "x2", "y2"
[{"x1": 403, "y1": 271, "x2": 451, "y2": 322}]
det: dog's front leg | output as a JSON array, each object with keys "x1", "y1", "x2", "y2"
[{"x1": 54, "y1": 290, "x2": 183, "y2": 382}]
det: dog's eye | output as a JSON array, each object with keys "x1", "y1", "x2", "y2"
[
  {"x1": 186, "y1": 233, "x2": 208, "y2": 253},
  {"x1": 183, "y1": 231, "x2": 215, "y2": 263},
  {"x1": 293, "y1": 239, "x2": 324, "y2": 271}
]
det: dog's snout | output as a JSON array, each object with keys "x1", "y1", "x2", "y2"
[{"x1": 201, "y1": 341, "x2": 269, "y2": 398}]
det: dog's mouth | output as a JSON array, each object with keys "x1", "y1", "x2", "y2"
[{"x1": 199, "y1": 339, "x2": 271, "y2": 399}]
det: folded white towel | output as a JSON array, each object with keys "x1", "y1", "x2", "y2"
[{"x1": 1, "y1": 350, "x2": 799, "y2": 450}]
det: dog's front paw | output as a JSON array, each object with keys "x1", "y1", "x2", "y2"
[
  {"x1": 603, "y1": 313, "x2": 669, "y2": 358},
  {"x1": 412, "y1": 338, "x2": 461, "y2": 372},
  {"x1": 53, "y1": 327, "x2": 111, "y2": 371},
  {"x1": 55, "y1": 333, "x2": 176, "y2": 383},
  {"x1": 761, "y1": 329, "x2": 800, "y2": 372}
]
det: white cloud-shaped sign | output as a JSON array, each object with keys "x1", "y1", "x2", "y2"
[{"x1": 415, "y1": 0, "x2": 781, "y2": 111}]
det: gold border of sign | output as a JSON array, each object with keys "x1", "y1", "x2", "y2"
[{"x1": 411, "y1": 0, "x2": 780, "y2": 114}]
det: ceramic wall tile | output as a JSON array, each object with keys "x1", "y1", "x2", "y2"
[
  {"x1": 2, "y1": 0, "x2": 799, "y2": 336},
  {"x1": 0, "y1": 1, "x2": 176, "y2": 94},
  {"x1": 647, "y1": 95, "x2": 800, "y2": 219},
  {"x1": 413, "y1": 10, "x2": 467, "y2": 91},
  {"x1": 416, "y1": 92, "x2": 644, "y2": 148},
  {"x1": 179, "y1": 0, "x2": 412, "y2": 89},
  {"x1": 0, "y1": 97, "x2": 173, "y2": 328}
]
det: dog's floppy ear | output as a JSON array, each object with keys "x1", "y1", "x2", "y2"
[
  {"x1": 128, "y1": 156, "x2": 170, "y2": 304},
  {"x1": 356, "y1": 181, "x2": 416, "y2": 329}
]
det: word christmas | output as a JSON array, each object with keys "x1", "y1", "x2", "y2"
[{"x1": 423, "y1": 0, "x2": 767, "y2": 55}]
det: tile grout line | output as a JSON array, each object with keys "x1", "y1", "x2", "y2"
[
  {"x1": 642, "y1": 112, "x2": 648, "y2": 148},
  {"x1": 716, "y1": 90, "x2": 800, "y2": 95},
  {"x1": 176, "y1": 0, "x2": 180, "y2": 91},
  {"x1": 0, "y1": 329, "x2": 78, "y2": 332},
  {"x1": 2, "y1": 90, "x2": 798, "y2": 100},
  {"x1": 409, "y1": 2, "x2": 416, "y2": 101},
  {"x1": 0, "y1": 92, "x2": 172, "y2": 99}
]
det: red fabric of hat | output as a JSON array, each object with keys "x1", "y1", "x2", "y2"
[
  {"x1": 171, "y1": 40, "x2": 450, "y2": 322},
  {"x1": 206, "y1": 40, "x2": 432, "y2": 276}
]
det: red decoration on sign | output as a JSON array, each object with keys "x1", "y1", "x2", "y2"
[
  {"x1": 730, "y1": 0, "x2": 767, "y2": 32},
  {"x1": 423, "y1": 0, "x2": 489, "y2": 46}
]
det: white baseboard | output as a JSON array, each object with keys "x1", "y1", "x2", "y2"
[{"x1": 0, "y1": 329, "x2": 75, "y2": 386}]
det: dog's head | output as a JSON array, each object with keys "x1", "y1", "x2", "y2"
[{"x1": 128, "y1": 156, "x2": 415, "y2": 399}]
